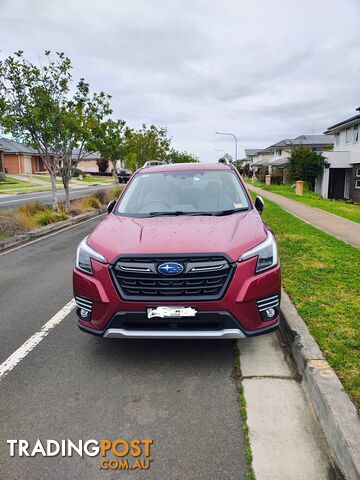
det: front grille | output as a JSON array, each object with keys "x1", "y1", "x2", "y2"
[{"x1": 110, "y1": 255, "x2": 235, "y2": 300}]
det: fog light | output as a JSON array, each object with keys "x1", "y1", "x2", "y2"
[
  {"x1": 79, "y1": 308, "x2": 90, "y2": 320},
  {"x1": 265, "y1": 308, "x2": 276, "y2": 318}
]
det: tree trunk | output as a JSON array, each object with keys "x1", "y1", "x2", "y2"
[
  {"x1": 50, "y1": 172, "x2": 58, "y2": 210},
  {"x1": 64, "y1": 177, "x2": 70, "y2": 212},
  {"x1": 112, "y1": 160, "x2": 119, "y2": 184}
]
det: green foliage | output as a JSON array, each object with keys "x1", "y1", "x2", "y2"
[
  {"x1": 123, "y1": 124, "x2": 171, "y2": 171},
  {"x1": 0, "y1": 50, "x2": 112, "y2": 209},
  {"x1": 256, "y1": 165, "x2": 268, "y2": 183},
  {"x1": 270, "y1": 169, "x2": 284, "y2": 185},
  {"x1": 33, "y1": 209, "x2": 68, "y2": 226},
  {"x1": 288, "y1": 146, "x2": 325, "y2": 189},
  {"x1": 166, "y1": 148, "x2": 198, "y2": 163}
]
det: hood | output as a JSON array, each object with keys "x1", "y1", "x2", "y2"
[{"x1": 87, "y1": 210, "x2": 267, "y2": 263}]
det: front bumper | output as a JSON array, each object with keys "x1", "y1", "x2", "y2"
[
  {"x1": 73, "y1": 255, "x2": 281, "y2": 339},
  {"x1": 77, "y1": 310, "x2": 279, "y2": 339}
]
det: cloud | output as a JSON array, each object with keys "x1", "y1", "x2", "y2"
[{"x1": 0, "y1": 0, "x2": 359, "y2": 160}]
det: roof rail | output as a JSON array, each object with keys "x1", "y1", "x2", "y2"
[{"x1": 218, "y1": 157, "x2": 231, "y2": 165}]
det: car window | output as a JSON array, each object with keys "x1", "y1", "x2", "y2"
[{"x1": 115, "y1": 169, "x2": 250, "y2": 216}]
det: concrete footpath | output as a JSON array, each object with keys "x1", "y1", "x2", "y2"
[
  {"x1": 247, "y1": 184, "x2": 360, "y2": 249},
  {"x1": 238, "y1": 332, "x2": 340, "y2": 480}
]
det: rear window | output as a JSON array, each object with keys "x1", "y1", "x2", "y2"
[{"x1": 115, "y1": 169, "x2": 250, "y2": 216}]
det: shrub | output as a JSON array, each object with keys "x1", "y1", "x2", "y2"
[
  {"x1": 72, "y1": 168, "x2": 87, "y2": 179},
  {"x1": 256, "y1": 166, "x2": 268, "y2": 183},
  {"x1": 19, "y1": 202, "x2": 44, "y2": 216},
  {"x1": 13, "y1": 210, "x2": 38, "y2": 230},
  {"x1": 94, "y1": 189, "x2": 107, "y2": 204},
  {"x1": 33, "y1": 209, "x2": 68, "y2": 226},
  {"x1": 288, "y1": 146, "x2": 325, "y2": 190},
  {"x1": 270, "y1": 170, "x2": 284, "y2": 185}
]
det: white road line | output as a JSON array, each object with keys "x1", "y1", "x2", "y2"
[{"x1": 0, "y1": 299, "x2": 76, "y2": 381}]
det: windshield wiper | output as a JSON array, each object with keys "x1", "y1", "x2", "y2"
[
  {"x1": 212, "y1": 207, "x2": 249, "y2": 216},
  {"x1": 148, "y1": 211, "x2": 213, "y2": 217}
]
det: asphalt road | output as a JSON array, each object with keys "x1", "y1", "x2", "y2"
[
  {"x1": 0, "y1": 184, "x2": 116, "y2": 210},
  {"x1": 0, "y1": 217, "x2": 247, "y2": 479}
]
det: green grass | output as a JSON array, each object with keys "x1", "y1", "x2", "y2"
[
  {"x1": 248, "y1": 181, "x2": 360, "y2": 224},
  {"x1": 0, "y1": 177, "x2": 37, "y2": 190},
  {"x1": 251, "y1": 192, "x2": 360, "y2": 411},
  {"x1": 78, "y1": 175, "x2": 115, "y2": 183},
  {"x1": 233, "y1": 343, "x2": 256, "y2": 480},
  {"x1": 28, "y1": 175, "x2": 62, "y2": 185}
]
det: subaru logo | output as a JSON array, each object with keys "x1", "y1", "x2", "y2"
[{"x1": 158, "y1": 262, "x2": 184, "y2": 275}]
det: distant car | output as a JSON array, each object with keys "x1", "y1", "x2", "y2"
[
  {"x1": 143, "y1": 160, "x2": 165, "y2": 167},
  {"x1": 74, "y1": 161, "x2": 281, "y2": 339},
  {"x1": 117, "y1": 170, "x2": 131, "y2": 183}
]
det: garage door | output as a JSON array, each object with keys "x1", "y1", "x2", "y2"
[{"x1": 23, "y1": 155, "x2": 32, "y2": 174}]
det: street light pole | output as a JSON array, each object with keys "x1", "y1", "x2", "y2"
[{"x1": 215, "y1": 132, "x2": 238, "y2": 163}]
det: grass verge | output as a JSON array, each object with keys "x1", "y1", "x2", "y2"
[
  {"x1": 233, "y1": 342, "x2": 256, "y2": 480},
  {"x1": 78, "y1": 175, "x2": 115, "y2": 183},
  {"x1": 0, "y1": 186, "x2": 123, "y2": 239},
  {"x1": 0, "y1": 177, "x2": 38, "y2": 190},
  {"x1": 250, "y1": 192, "x2": 360, "y2": 411},
  {"x1": 248, "y1": 181, "x2": 360, "y2": 224}
]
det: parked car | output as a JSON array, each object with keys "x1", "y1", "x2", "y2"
[
  {"x1": 117, "y1": 169, "x2": 131, "y2": 183},
  {"x1": 143, "y1": 160, "x2": 165, "y2": 167},
  {"x1": 73, "y1": 161, "x2": 281, "y2": 339}
]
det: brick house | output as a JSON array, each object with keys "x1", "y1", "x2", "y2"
[{"x1": 0, "y1": 138, "x2": 47, "y2": 175}]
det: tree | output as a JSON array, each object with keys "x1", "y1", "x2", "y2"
[
  {"x1": 288, "y1": 146, "x2": 325, "y2": 190},
  {"x1": 96, "y1": 158, "x2": 109, "y2": 173},
  {"x1": 0, "y1": 51, "x2": 112, "y2": 210},
  {"x1": 123, "y1": 124, "x2": 171, "y2": 171},
  {"x1": 166, "y1": 148, "x2": 198, "y2": 163},
  {"x1": 89, "y1": 119, "x2": 127, "y2": 182},
  {"x1": 56, "y1": 83, "x2": 112, "y2": 210},
  {"x1": 0, "y1": 51, "x2": 73, "y2": 209}
]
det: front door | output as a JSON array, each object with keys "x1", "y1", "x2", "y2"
[
  {"x1": 328, "y1": 168, "x2": 346, "y2": 199},
  {"x1": 23, "y1": 155, "x2": 32, "y2": 174}
]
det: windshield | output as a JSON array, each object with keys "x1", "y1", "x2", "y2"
[{"x1": 115, "y1": 169, "x2": 251, "y2": 216}]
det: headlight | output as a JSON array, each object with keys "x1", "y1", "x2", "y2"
[
  {"x1": 239, "y1": 230, "x2": 278, "y2": 273},
  {"x1": 75, "y1": 237, "x2": 106, "y2": 274}
]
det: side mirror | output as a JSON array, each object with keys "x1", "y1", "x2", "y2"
[
  {"x1": 107, "y1": 200, "x2": 116, "y2": 214},
  {"x1": 255, "y1": 195, "x2": 264, "y2": 214}
]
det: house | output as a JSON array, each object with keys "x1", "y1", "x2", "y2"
[
  {"x1": 320, "y1": 107, "x2": 360, "y2": 202},
  {"x1": 74, "y1": 150, "x2": 124, "y2": 174},
  {"x1": 244, "y1": 149, "x2": 263, "y2": 163},
  {"x1": 253, "y1": 135, "x2": 334, "y2": 169},
  {"x1": 0, "y1": 138, "x2": 47, "y2": 175}
]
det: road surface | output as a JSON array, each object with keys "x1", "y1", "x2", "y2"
[
  {"x1": 0, "y1": 184, "x2": 116, "y2": 210},
  {"x1": 0, "y1": 217, "x2": 247, "y2": 480}
]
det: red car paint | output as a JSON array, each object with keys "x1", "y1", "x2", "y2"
[{"x1": 73, "y1": 163, "x2": 281, "y2": 338}]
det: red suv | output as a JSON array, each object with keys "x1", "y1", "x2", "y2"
[{"x1": 73, "y1": 162, "x2": 281, "y2": 339}]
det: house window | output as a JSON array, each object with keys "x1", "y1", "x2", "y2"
[
  {"x1": 353, "y1": 125, "x2": 359, "y2": 143},
  {"x1": 345, "y1": 127, "x2": 352, "y2": 143},
  {"x1": 356, "y1": 168, "x2": 360, "y2": 177},
  {"x1": 335, "y1": 133, "x2": 340, "y2": 145},
  {"x1": 275, "y1": 149, "x2": 282, "y2": 156},
  {"x1": 355, "y1": 179, "x2": 360, "y2": 189}
]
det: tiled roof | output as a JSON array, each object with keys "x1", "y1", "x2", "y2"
[{"x1": 0, "y1": 137, "x2": 38, "y2": 154}]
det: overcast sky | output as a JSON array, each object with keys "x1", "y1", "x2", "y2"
[{"x1": 1, "y1": 0, "x2": 359, "y2": 161}]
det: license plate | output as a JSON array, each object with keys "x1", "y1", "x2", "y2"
[{"x1": 147, "y1": 306, "x2": 197, "y2": 319}]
